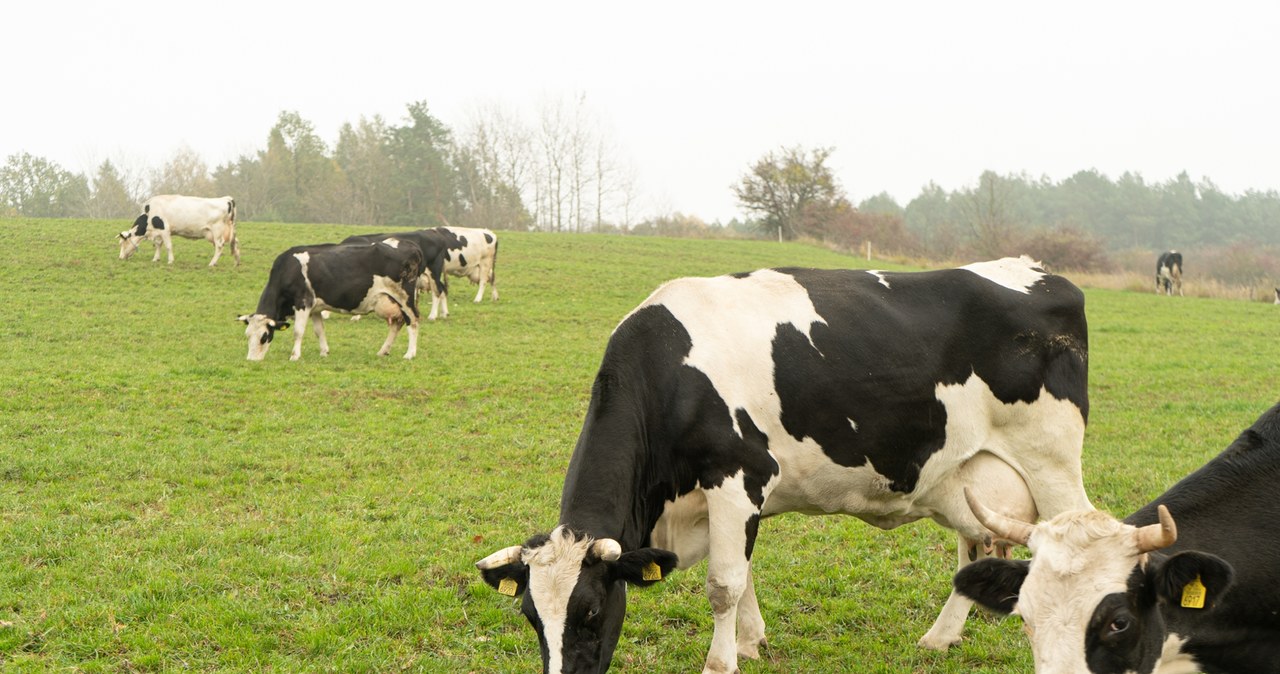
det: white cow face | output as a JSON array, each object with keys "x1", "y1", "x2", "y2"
[
  {"x1": 238, "y1": 314, "x2": 290, "y2": 361},
  {"x1": 477, "y1": 527, "x2": 678, "y2": 674},
  {"x1": 117, "y1": 230, "x2": 142, "y2": 259},
  {"x1": 953, "y1": 494, "x2": 1234, "y2": 674}
]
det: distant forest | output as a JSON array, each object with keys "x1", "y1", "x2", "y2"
[{"x1": 3, "y1": 100, "x2": 1278, "y2": 278}]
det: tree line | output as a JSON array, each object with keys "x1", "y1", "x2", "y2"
[{"x1": 3, "y1": 101, "x2": 1279, "y2": 273}]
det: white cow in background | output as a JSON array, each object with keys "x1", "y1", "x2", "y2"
[
  {"x1": 118, "y1": 195, "x2": 240, "y2": 266},
  {"x1": 427, "y1": 226, "x2": 499, "y2": 320}
]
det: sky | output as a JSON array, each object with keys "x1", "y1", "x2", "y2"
[{"x1": 6, "y1": 1, "x2": 1279, "y2": 223}]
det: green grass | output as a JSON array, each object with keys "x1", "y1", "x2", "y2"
[{"x1": 1, "y1": 218, "x2": 1278, "y2": 672}]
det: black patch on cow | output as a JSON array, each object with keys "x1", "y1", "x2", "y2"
[
  {"x1": 152, "y1": 216, "x2": 166, "y2": 231},
  {"x1": 131, "y1": 214, "x2": 148, "y2": 236},
  {"x1": 144, "y1": 204, "x2": 150, "y2": 214},
  {"x1": 744, "y1": 513, "x2": 760, "y2": 559},
  {"x1": 228, "y1": 199, "x2": 235, "y2": 215},
  {"x1": 484, "y1": 232, "x2": 494, "y2": 244},
  {"x1": 730, "y1": 271, "x2": 752, "y2": 279},
  {"x1": 457, "y1": 253, "x2": 468, "y2": 268}
]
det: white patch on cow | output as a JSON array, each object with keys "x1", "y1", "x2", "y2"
[
  {"x1": 866, "y1": 270, "x2": 891, "y2": 289},
  {"x1": 961, "y1": 256, "x2": 1045, "y2": 294},
  {"x1": 848, "y1": 418, "x2": 858, "y2": 432},
  {"x1": 524, "y1": 526, "x2": 593, "y2": 674},
  {"x1": 639, "y1": 269, "x2": 826, "y2": 437},
  {"x1": 1150, "y1": 634, "x2": 1199, "y2": 674},
  {"x1": 380, "y1": 237, "x2": 401, "y2": 248}
]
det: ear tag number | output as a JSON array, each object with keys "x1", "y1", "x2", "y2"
[
  {"x1": 498, "y1": 578, "x2": 518, "y2": 597},
  {"x1": 1180, "y1": 575, "x2": 1206, "y2": 609},
  {"x1": 642, "y1": 561, "x2": 662, "y2": 582}
]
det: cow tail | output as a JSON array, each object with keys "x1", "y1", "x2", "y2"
[{"x1": 490, "y1": 239, "x2": 499, "y2": 285}]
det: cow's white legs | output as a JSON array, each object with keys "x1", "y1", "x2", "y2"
[
  {"x1": 403, "y1": 319, "x2": 419, "y2": 359},
  {"x1": 700, "y1": 474, "x2": 760, "y2": 674},
  {"x1": 209, "y1": 238, "x2": 224, "y2": 267},
  {"x1": 736, "y1": 567, "x2": 766, "y2": 660},
  {"x1": 473, "y1": 264, "x2": 487, "y2": 303},
  {"x1": 919, "y1": 535, "x2": 984, "y2": 650},
  {"x1": 290, "y1": 308, "x2": 310, "y2": 361},
  {"x1": 377, "y1": 320, "x2": 402, "y2": 357},
  {"x1": 164, "y1": 233, "x2": 175, "y2": 264},
  {"x1": 428, "y1": 289, "x2": 450, "y2": 321},
  {"x1": 151, "y1": 239, "x2": 163, "y2": 262},
  {"x1": 310, "y1": 312, "x2": 330, "y2": 357}
]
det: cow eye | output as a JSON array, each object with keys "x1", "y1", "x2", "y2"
[{"x1": 1108, "y1": 617, "x2": 1130, "y2": 634}]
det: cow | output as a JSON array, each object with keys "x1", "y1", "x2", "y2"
[
  {"x1": 1273, "y1": 287, "x2": 1279, "y2": 305},
  {"x1": 1156, "y1": 251, "x2": 1183, "y2": 296},
  {"x1": 476, "y1": 256, "x2": 1092, "y2": 674},
  {"x1": 118, "y1": 194, "x2": 240, "y2": 266},
  {"x1": 426, "y1": 226, "x2": 499, "y2": 320},
  {"x1": 340, "y1": 229, "x2": 450, "y2": 308},
  {"x1": 237, "y1": 240, "x2": 423, "y2": 361},
  {"x1": 955, "y1": 400, "x2": 1280, "y2": 674}
]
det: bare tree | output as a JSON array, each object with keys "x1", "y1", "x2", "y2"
[
  {"x1": 960, "y1": 170, "x2": 1020, "y2": 257},
  {"x1": 150, "y1": 145, "x2": 215, "y2": 197}
]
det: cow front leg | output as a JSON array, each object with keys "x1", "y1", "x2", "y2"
[
  {"x1": 427, "y1": 290, "x2": 443, "y2": 321},
  {"x1": 151, "y1": 239, "x2": 163, "y2": 262},
  {"x1": 403, "y1": 317, "x2": 419, "y2": 359},
  {"x1": 310, "y1": 312, "x2": 329, "y2": 357},
  {"x1": 290, "y1": 309, "x2": 310, "y2": 361},
  {"x1": 700, "y1": 477, "x2": 762, "y2": 674}
]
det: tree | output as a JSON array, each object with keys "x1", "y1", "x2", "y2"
[
  {"x1": 959, "y1": 170, "x2": 1021, "y2": 258},
  {"x1": 0, "y1": 152, "x2": 89, "y2": 217},
  {"x1": 386, "y1": 101, "x2": 457, "y2": 227},
  {"x1": 732, "y1": 146, "x2": 841, "y2": 240},
  {"x1": 150, "y1": 146, "x2": 215, "y2": 197},
  {"x1": 88, "y1": 159, "x2": 138, "y2": 219}
]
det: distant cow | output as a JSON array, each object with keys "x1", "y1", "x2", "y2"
[
  {"x1": 341, "y1": 229, "x2": 450, "y2": 305},
  {"x1": 477, "y1": 257, "x2": 1091, "y2": 673},
  {"x1": 118, "y1": 195, "x2": 240, "y2": 266},
  {"x1": 1156, "y1": 250, "x2": 1183, "y2": 296},
  {"x1": 427, "y1": 226, "x2": 499, "y2": 320},
  {"x1": 1273, "y1": 287, "x2": 1279, "y2": 304},
  {"x1": 238, "y1": 240, "x2": 423, "y2": 361},
  {"x1": 956, "y1": 399, "x2": 1280, "y2": 674}
]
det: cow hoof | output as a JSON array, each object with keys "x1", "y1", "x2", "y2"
[
  {"x1": 737, "y1": 636, "x2": 766, "y2": 659},
  {"x1": 917, "y1": 633, "x2": 961, "y2": 651}
]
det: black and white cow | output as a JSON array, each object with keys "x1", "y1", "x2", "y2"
[
  {"x1": 956, "y1": 400, "x2": 1280, "y2": 674},
  {"x1": 237, "y1": 241, "x2": 423, "y2": 361},
  {"x1": 427, "y1": 226, "x2": 499, "y2": 320},
  {"x1": 1155, "y1": 251, "x2": 1183, "y2": 296},
  {"x1": 341, "y1": 229, "x2": 450, "y2": 303},
  {"x1": 477, "y1": 257, "x2": 1092, "y2": 674},
  {"x1": 118, "y1": 194, "x2": 240, "y2": 266}
]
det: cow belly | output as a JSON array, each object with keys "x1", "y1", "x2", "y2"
[
  {"x1": 761, "y1": 372, "x2": 1084, "y2": 527},
  {"x1": 650, "y1": 490, "x2": 710, "y2": 570},
  {"x1": 315, "y1": 275, "x2": 409, "y2": 315}
]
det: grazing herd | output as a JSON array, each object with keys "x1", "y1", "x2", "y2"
[{"x1": 114, "y1": 197, "x2": 1278, "y2": 673}]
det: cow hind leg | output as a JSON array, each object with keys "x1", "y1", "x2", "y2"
[
  {"x1": 310, "y1": 312, "x2": 329, "y2": 357},
  {"x1": 209, "y1": 239, "x2": 224, "y2": 267}
]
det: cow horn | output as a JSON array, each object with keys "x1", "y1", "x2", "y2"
[
  {"x1": 1134, "y1": 504, "x2": 1177, "y2": 553},
  {"x1": 475, "y1": 545, "x2": 524, "y2": 570},
  {"x1": 964, "y1": 487, "x2": 1034, "y2": 546},
  {"x1": 592, "y1": 538, "x2": 622, "y2": 561}
]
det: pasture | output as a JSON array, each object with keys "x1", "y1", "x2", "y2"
[{"x1": 2, "y1": 218, "x2": 1278, "y2": 673}]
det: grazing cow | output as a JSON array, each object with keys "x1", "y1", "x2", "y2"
[
  {"x1": 427, "y1": 226, "x2": 499, "y2": 320},
  {"x1": 118, "y1": 194, "x2": 240, "y2": 266},
  {"x1": 341, "y1": 229, "x2": 450, "y2": 305},
  {"x1": 237, "y1": 240, "x2": 423, "y2": 361},
  {"x1": 1156, "y1": 250, "x2": 1183, "y2": 296},
  {"x1": 956, "y1": 400, "x2": 1280, "y2": 674},
  {"x1": 476, "y1": 256, "x2": 1091, "y2": 673}
]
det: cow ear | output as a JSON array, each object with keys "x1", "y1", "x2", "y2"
[
  {"x1": 1151, "y1": 551, "x2": 1234, "y2": 610},
  {"x1": 478, "y1": 562, "x2": 530, "y2": 598},
  {"x1": 953, "y1": 558, "x2": 1029, "y2": 614},
  {"x1": 609, "y1": 548, "x2": 678, "y2": 587},
  {"x1": 237, "y1": 314, "x2": 252, "y2": 324},
  {"x1": 275, "y1": 322, "x2": 290, "y2": 332}
]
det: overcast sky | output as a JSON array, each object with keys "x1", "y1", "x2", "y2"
[{"x1": 7, "y1": 1, "x2": 1278, "y2": 223}]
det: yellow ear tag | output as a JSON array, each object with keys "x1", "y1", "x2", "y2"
[
  {"x1": 277, "y1": 324, "x2": 288, "y2": 331},
  {"x1": 641, "y1": 561, "x2": 662, "y2": 582},
  {"x1": 1180, "y1": 575, "x2": 1206, "y2": 609},
  {"x1": 497, "y1": 578, "x2": 518, "y2": 597}
]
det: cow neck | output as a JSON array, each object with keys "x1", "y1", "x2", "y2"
[{"x1": 557, "y1": 377, "x2": 666, "y2": 552}]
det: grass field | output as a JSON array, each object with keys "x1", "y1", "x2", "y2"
[{"x1": 1, "y1": 218, "x2": 1278, "y2": 673}]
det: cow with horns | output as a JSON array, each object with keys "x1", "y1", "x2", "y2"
[
  {"x1": 956, "y1": 400, "x2": 1280, "y2": 674},
  {"x1": 477, "y1": 256, "x2": 1092, "y2": 673}
]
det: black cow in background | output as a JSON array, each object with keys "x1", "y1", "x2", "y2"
[{"x1": 1156, "y1": 250, "x2": 1184, "y2": 296}]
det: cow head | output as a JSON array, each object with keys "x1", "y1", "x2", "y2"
[
  {"x1": 117, "y1": 214, "x2": 149, "y2": 259},
  {"x1": 477, "y1": 527, "x2": 678, "y2": 673},
  {"x1": 237, "y1": 314, "x2": 290, "y2": 361},
  {"x1": 953, "y1": 490, "x2": 1234, "y2": 674}
]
